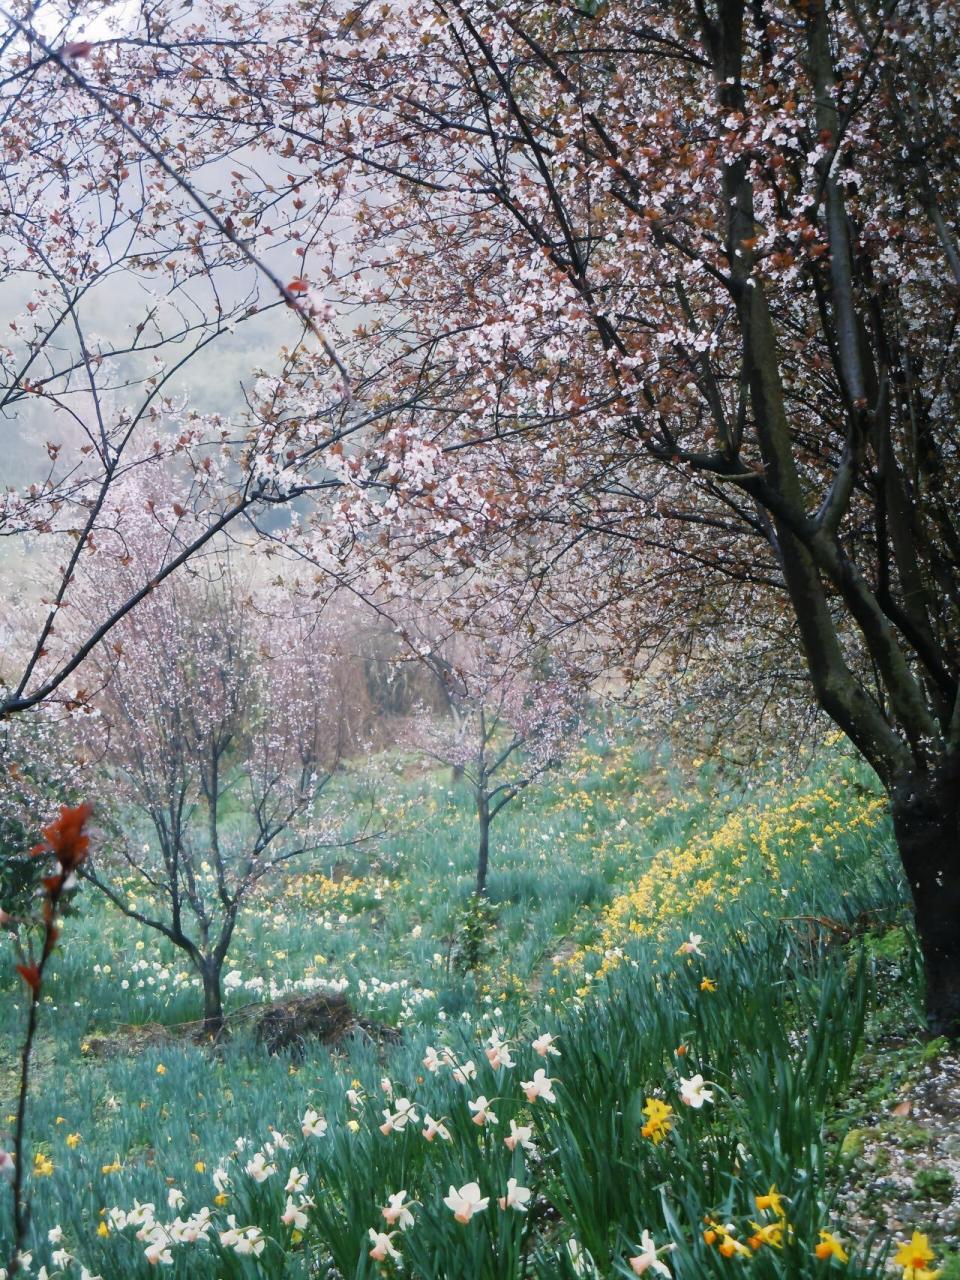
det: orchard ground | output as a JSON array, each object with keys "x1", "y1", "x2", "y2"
[{"x1": 2, "y1": 741, "x2": 958, "y2": 1279}]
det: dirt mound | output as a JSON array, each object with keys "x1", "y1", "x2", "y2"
[
  {"x1": 253, "y1": 991, "x2": 401, "y2": 1057},
  {"x1": 82, "y1": 1022, "x2": 179, "y2": 1057},
  {"x1": 79, "y1": 995, "x2": 401, "y2": 1060}
]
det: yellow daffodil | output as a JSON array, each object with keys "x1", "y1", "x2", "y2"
[
  {"x1": 895, "y1": 1233, "x2": 939, "y2": 1277},
  {"x1": 97, "y1": 1221, "x2": 110, "y2": 1237},
  {"x1": 755, "y1": 1185, "x2": 787, "y2": 1218},
  {"x1": 895, "y1": 1233, "x2": 935, "y2": 1268},
  {"x1": 33, "y1": 1153, "x2": 54, "y2": 1177},
  {"x1": 700, "y1": 977, "x2": 717, "y2": 992},
  {"x1": 815, "y1": 1230, "x2": 849, "y2": 1262},
  {"x1": 719, "y1": 1236, "x2": 751, "y2": 1259},
  {"x1": 65, "y1": 1133, "x2": 81, "y2": 1149},
  {"x1": 748, "y1": 1220, "x2": 784, "y2": 1249}
]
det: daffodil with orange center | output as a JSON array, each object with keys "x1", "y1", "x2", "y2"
[
  {"x1": 894, "y1": 1232, "x2": 940, "y2": 1279},
  {"x1": 814, "y1": 1230, "x2": 849, "y2": 1263},
  {"x1": 754, "y1": 1185, "x2": 787, "y2": 1219}
]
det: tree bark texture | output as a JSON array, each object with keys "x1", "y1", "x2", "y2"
[{"x1": 891, "y1": 767, "x2": 960, "y2": 1037}]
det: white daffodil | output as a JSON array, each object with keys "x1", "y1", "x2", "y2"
[
  {"x1": 443, "y1": 1181, "x2": 489, "y2": 1223},
  {"x1": 678, "y1": 1073, "x2": 714, "y2": 1109},
  {"x1": 498, "y1": 1178, "x2": 531, "y2": 1212}
]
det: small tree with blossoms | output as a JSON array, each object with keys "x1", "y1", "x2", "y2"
[
  {"x1": 72, "y1": 535, "x2": 363, "y2": 1034},
  {"x1": 407, "y1": 631, "x2": 585, "y2": 901}
]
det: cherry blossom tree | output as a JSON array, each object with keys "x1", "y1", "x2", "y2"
[
  {"x1": 221, "y1": 1, "x2": 959, "y2": 1034},
  {"x1": 72, "y1": 536, "x2": 361, "y2": 1034}
]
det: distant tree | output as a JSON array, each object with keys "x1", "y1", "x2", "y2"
[
  {"x1": 73, "y1": 539, "x2": 359, "y2": 1034},
  {"x1": 406, "y1": 632, "x2": 584, "y2": 898}
]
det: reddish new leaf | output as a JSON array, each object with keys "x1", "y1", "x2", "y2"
[{"x1": 15, "y1": 964, "x2": 41, "y2": 993}]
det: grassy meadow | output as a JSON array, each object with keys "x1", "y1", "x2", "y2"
[{"x1": 2, "y1": 740, "x2": 951, "y2": 1279}]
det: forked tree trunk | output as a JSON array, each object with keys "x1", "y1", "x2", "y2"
[
  {"x1": 890, "y1": 768, "x2": 960, "y2": 1038},
  {"x1": 200, "y1": 959, "x2": 225, "y2": 1038}
]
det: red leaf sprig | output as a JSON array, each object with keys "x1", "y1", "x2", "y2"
[
  {"x1": 11, "y1": 804, "x2": 94, "y2": 989},
  {"x1": 32, "y1": 801, "x2": 93, "y2": 870}
]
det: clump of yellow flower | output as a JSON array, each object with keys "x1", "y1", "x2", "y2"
[
  {"x1": 748, "y1": 1220, "x2": 784, "y2": 1250},
  {"x1": 573, "y1": 773, "x2": 885, "y2": 975},
  {"x1": 747, "y1": 1185, "x2": 795, "y2": 1252},
  {"x1": 640, "y1": 1097, "x2": 674, "y2": 1144},
  {"x1": 703, "y1": 1221, "x2": 752, "y2": 1258}
]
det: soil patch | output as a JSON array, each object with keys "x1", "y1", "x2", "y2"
[
  {"x1": 839, "y1": 1042, "x2": 960, "y2": 1255},
  {"x1": 81, "y1": 993, "x2": 400, "y2": 1060}
]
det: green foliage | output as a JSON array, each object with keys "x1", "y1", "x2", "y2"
[
  {"x1": 913, "y1": 1168, "x2": 955, "y2": 1202},
  {"x1": 453, "y1": 892, "x2": 499, "y2": 974},
  {"x1": 0, "y1": 848, "x2": 39, "y2": 918}
]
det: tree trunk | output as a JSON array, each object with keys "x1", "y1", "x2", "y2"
[
  {"x1": 890, "y1": 767, "x2": 960, "y2": 1038},
  {"x1": 200, "y1": 959, "x2": 225, "y2": 1038},
  {"x1": 476, "y1": 796, "x2": 490, "y2": 897}
]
